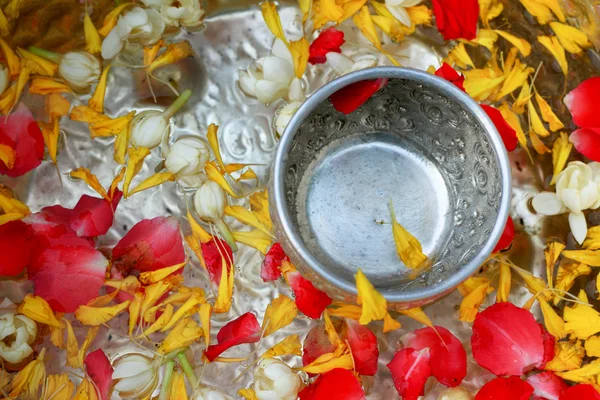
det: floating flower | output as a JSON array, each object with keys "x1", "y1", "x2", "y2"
[
  {"x1": 194, "y1": 180, "x2": 237, "y2": 251},
  {"x1": 326, "y1": 53, "x2": 378, "y2": 76},
  {"x1": 431, "y1": 0, "x2": 479, "y2": 40},
  {"x1": 298, "y1": 368, "x2": 365, "y2": 400},
  {"x1": 532, "y1": 161, "x2": 600, "y2": 244},
  {"x1": 204, "y1": 312, "x2": 261, "y2": 361},
  {"x1": 474, "y1": 376, "x2": 533, "y2": 400},
  {"x1": 0, "y1": 302, "x2": 37, "y2": 365},
  {"x1": 164, "y1": 137, "x2": 210, "y2": 185},
  {"x1": 387, "y1": 348, "x2": 432, "y2": 400},
  {"x1": 344, "y1": 318, "x2": 379, "y2": 376},
  {"x1": 472, "y1": 302, "x2": 545, "y2": 375},
  {"x1": 525, "y1": 371, "x2": 568, "y2": 400},
  {"x1": 287, "y1": 271, "x2": 332, "y2": 319},
  {"x1": 0, "y1": 104, "x2": 44, "y2": 177},
  {"x1": 239, "y1": 39, "x2": 305, "y2": 104},
  {"x1": 329, "y1": 78, "x2": 387, "y2": 115},
  {"x1": 385, "y1": 0, "x2": 422, "y2": 27},
  {"x1": 112, "y1": 353, "x2": 159, "y2": 399},
  {"x1": 84, "y1": 349, "x2": 113, "y2": 400},
  {"x1": 253, "y1": 358, "x2": 301, "y2": 400},
  {"x1": 308, "y1": 27, "x2": 345, "y2": 64}
]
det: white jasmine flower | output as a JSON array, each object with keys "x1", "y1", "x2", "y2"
[
  {"x1": 385, "y1": 0, "x2": 422, "y2": 27},
  {"x1": 239, "y1": 39, "x2": 305, "y2": 104},
  {"x1": 326, "y1": 52, "x2": 378, "y2": 76},
  {"x1": 164, "y1": 137, "x2": 210, "y2": 180},
  {"x1": 191, "y1": 387, "x2": 235, "y2": 400},
  {"x1": 112, "y1": 353, "x2": 160, "y2": 399},
  {"x1": 253, "y1": 358, "x2": 301, "y2": 400},
  {"x1": 532, "y1": 161, "x2": 600, "y2": 244},
  {"x1": 0, "y1": 305, "x2": 37, "y2": 365},
  {"x1": 274, "y1": 101, "x2": 302, "y2": 136},
  {"x1": 58, "y1": 51, "x2": 101, "y2": 90},
  {"x1": 194, "y1": 180, "x2": 226, "y2": 223},
  {"x1": 161, "y1": 0, "x2": 205, "y2": 29},
  {"x1": 130, "y1": 110, "x2": 170, "y2": 149}
]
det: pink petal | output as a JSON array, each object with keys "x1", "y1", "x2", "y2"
[
  {"x1": 387, "y1": 348, "x2": 432, "y2": 400},
  {"x1": 260, "y1": 243, "x2": 288, "y2": 282},
  {"x1": 402, "y1": 326, "x2": 466, "y2": 387},
  {"x1": 559, "y1": 384, "x2": 600, "y2": 400},
  {"x1": 471, "y1": 302, "x2": 545, "y2": 376},
  {"x1": 111, "y1": 216, "x2": 185, "y2": 274},
  {"x1": 435, "y1": 62, "x2": 465, "y2": 91},
  {"x1": 526, "y1": 371, "x2": 568, "y2": 400},
  {"x1": 203, "y1": 312, "x2": 261, "y2": 362},
  {"x1": 287, "y1": 271, "x2": 332, "y2": 319},
  {"x1": 69, "y1": 190, "x2": 122, "y2": 237},
  {"x1": 309, "y1": 27, "x2": 345, "y2": 65},
  {"x1": 84, "y1": 349, "x2": 113, "y2": 400},
  {"x1": 564, "y1": 77, "x2": 600, "y2": 129},
  {"x1": 475, "y1": 376, "x2": 534, "y2": 400},
  {"x1": 302, "y1": 323, "x2": 336, "y2": 368},
  {"x1": 431, "y1": 0, "x2": 479, "y2": 41},
  {"x1": 0, "y1": 104, "x2": 44, "y2": 177},
  {"x1": 329, "y1": 78, "x2": 388, "y2": 115},
  {"x1": 570, "y1": 128, "x2": 600, "y2": 162},
  {"x1": 493, "y1": 216, "x2": 515, "y2": 253},
  {"x1": 482, "y1": 104, "x2": 518, "y2": 152},
  {"x1": 0, "y1": 220, "x2": 32, "y2": 277},
  {"x1": 299, "y1": 369, "x2": 365, "y2": 400},
  {"x1": 344, "y1": 319, "x2": 379, "y2": 376},
  {"x1": 201, "y1": 237, "x2": 233, "y2": 286}
]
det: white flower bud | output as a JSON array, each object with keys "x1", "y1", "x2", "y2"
[
  {"x1": 112, "y1": 353, "x2": 159, "y2": 399},
  {"x1": 161, "y1": 0, "x2": 205, "y2": 29},
  {"x1": 253, "y1": 358, "x2": 301, "y2": 400},
  {"x1": 191, "y1": 387, "x2": 235, "y2": 400},
  {"x1": 438, "y1": 387, "x2": 473, "y2": 400},
  {"x1": 274, "y1": 101, "x2": 302, "y2": 136},
  {"x1": 59, "y1": 51, "x2": 101, "y2": 90},
  {"x1": 193, "y1": 180, "x2": 226, "y2": 222},
  {"x1": 0, "y1": 65, "x2": 8, "y2": 96},
  {"x1": 130, "y1": 110, "x2": 170, "y2": 149},
  {"x1": 0, "y1": 311, "x2": 37, "y2": 365},
  {"x1": 165, "y1": 137, "x2": 210, "y2": 177}
]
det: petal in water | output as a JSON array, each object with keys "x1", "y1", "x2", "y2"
[
  {"x1": 261, "y1": 243, "x2": 289, "y2": 281},
  {"x1": 387, "y1": 348, "x2": 432, "y2": 400},
  {"x1": 84, "y1": 349, "x2": 113, "y2": 400},
  {"x1": 344, "y1": 319, "x2": 379, "y2": 376},
  {"x1": 564, "y1": 77, "x2": 600, "y2": 129},
  {"x1": 481, "y1": 105, "x2": 518, "y2": 151},
  {"x1": 526, "y1": 371, "x2": 568, "y2": 400},
  {"x1": 435, "y1": 62, "x2": 465, "y2": 91},
  {"x1": 0, "y1": 104, "x2": 44, "y2": 177},
  {"x1": 309, "y1": 27, "x2": 345, "y2": 64},
  {"x1": 288, "y1": 271, "x2": 332, "y2": 319},
  {"x1": 570, "y1": 128, "x2": 600, "y2": 162},
  {"x1": 559, "y1": 384, "x2": 600, "y2": 400},
  {"x1": 298, "y1": 369, "x2": 365, "y2": 400},
  {"x1": 493, "y1": 216, "x2": 515, "y2": 253},
  {"x1": 204, "y1": 312, "x2": 262, "y2": 361},
  {"x1": 475, "y1": 376, "x2": 534, "y2": 400}
]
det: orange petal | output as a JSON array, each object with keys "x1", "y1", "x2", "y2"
[
  {"x1": 69, "y1": 167, "x2": 109, "y2": 201},
  {"x1": 127, "y1": 171, "x2": 176, "y2": 197},
  {"x1": 29, "y1": 78, "x2": 71, "y2": 95},
  {"x1": 84, "y1": 12, "x2": 102, "y2": 55},
  {"x1": 123, "y1": 147, "x2": 151, "y2": 196},
  {"x1": 147, "y1": 41, "x2": 194, "y2": 74},
  {"x1": 89, "y1": 66, "x2": 111, "y2": 113},
  {"x1": 0, "y1": 37, "x2": 20, "y2": 76}
]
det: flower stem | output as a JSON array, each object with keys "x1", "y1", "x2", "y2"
[
  {"x1": 28, "y1": 46, "x2": 61, "y2": 64},
  {"x1": 215, "y1": 218, "x2": 238, "y2": 252},
  {"x1": 163, "y1": 89, "x2": 192, "y2": 120},
  {"x1": 158, "y1": 359, "x2": 175, "y2": 400},
  {"x1": 177, "y1": 352, "x2": 199, "y2": 389}
]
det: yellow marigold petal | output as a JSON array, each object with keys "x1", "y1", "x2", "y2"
[
  {"x1": 250, "y1": 190, "x2": 272, "y2": 230},
  {"x1": 11, "y1": 65, "x2": 30, "y2": 112},
  {"x1": 479, "y1": 0, "x2": 503, "y2": 27},
  {"x1": 0, "y1": 37, "x2": 20, "y2": 76},
  {"x1": 69, "y1": 167, "x2": 110, "y2": 201},
  {"x1": 127, "y1": 171, "x2": 176, "y2": 197},
  {"x1": 585, "y1": 336, "x2": 600, "y2": 358},
  {"x1": 239, "y1": 388, "x2": 259, "y2": 400},
  {"x1": 512, "y1": 81, "x2": 532, "y2": 114},
  {"x1": 29, "y1": 78, "x2": 71, "y2": 95},
  {"x1": 554, "y1": 263, "x2": 590, "y2": 306},
  {"x1": 17, "y1": 47, "x2": 57, "y2": 76},
  {"x1": 214, "y1": 258, "x2": 234, "y2": 313},
  {"x1": 528, "y1": 99, "x2": 550, "y2": 137},
  {"x1": 530, "y1": 130, "x2": 551, "y2": 155},
  {"x1": 206, "y1": 161, "x2": 243, "y2": 198},
  {"x1": 237, "y1": 167, "x2": 258, "y2": 182},
  {"x1": 224, "y1": 205, "x2": 274, "y2": 238},
  {"x1": 550, "y1": 22, "x2": 591, "y2": 54},
  {"x1": 139, "y1": 262, "x2": 186, "y2": 285},
  {"x1": 89, "y1": 66, "x2": 111, "y2": 113},
  {"x1": 123, "y1": 146, "x2": 151, "y2": 196},
  {"x1": 498, "y1": 103, "x2": 532, "y2": 161},
  {"x1": 147, "y1": 41, "x2": 194, "y2": 74},
  {"x1": 125, "y1": 291, "x2": 143, "y2": 336},
  {"x1": 355, "y1": 268, "x2": 387, "y2": 325},
  {"x1": 169, "y1": 371, "x2": 188, "y2": 400},
  {"x1": 463, "y1": 68, "x2": 505, "y2": 101},
  {"x1": 75, "y1": 300, "x2": 130, "y2": 326},
  {"x1": 585, "y1": 227, "x2": 600, "y2": 250},
  {"x1": 98, "y1": 2, "x2": 135, "y2": 37},
  {"x1": 262, "y1": 295, "x2": 298, "y2": 337},
  {"x1": 140, "y1": 280, "x2": 173, "y2": 319},
  {"x1": 340, "y1": 0, "x2": 368, "y2": 25},
  {"x1": 89, "y1": 111, "x2": 134, "y2": 138},
  {"x1": 555, "y1": 359, "x2": 600, "y2": 383},
  {"x1": 465, "y1": 29, "x2": 499, "y2": 51},
  {"x1": 0, "y1": 144, "x2": 16, "y2": 171},
  {"x1": 0, "y1": 9, "x2": 9, "y2": 37},
  {"x1": 69, "y1": 105, "x2": 108, "y2": 124},
  {"x1": 9, "y1": 349, "x2": 46, "y2": 399},
  {"x1": 539, "y1": 298, "x2": 565, "y2": 339},
  {"x1": 320, "y1": 0, "x2": 344, "y2": 24},
  {"x1": 139, "y1": 304, "x2": 174, "y2": 337},
  {"x1": 327, "y1": 302, "x2": 362, "y2": 320},
  {"x1": 50, "y1": 322, "x2": 65, "y2": 349},
  {"x1": 372, "y1": 15, "x2": 405, "y2": 42},
  {"x1": 538, "y1": 36, "x2": 568, "y2": 75},
  {"x1": 114, "y1": 125, "x2": 129, "y2": 165},
  {"x1": 64, "y1": 320, "x2": 81, "y2": 368},
  {"x1": 84, "y1": 13, "x2": 102, "y2": 55},
  {"x1": 299, "y1": 0, "x2": 311, "y2": 18},
  {"x1": 41, "y1": 374, "x2": 74, "y2": 400},
  {"x1": 544, "y1": 340, "x2": 585, "y2": 371},
  {"x1": 289, "y1": 38, "x2": 309, "y2": 78},
  {"x1": 206, "y1": 123, "x2": 225, "y2": 171},
  {"x1": 159, "y1": 318, "x2": 203, "y2": 354},
  {"x1": 46, "y1": 93, "x2": 70, "y2": 120},
  {"x1": 383, "y1": 312, "x2": 402, "y2": 332},
  {"x1": 400, "y1": 307, "x2": 434, "y2": 328},
  {"x1": 562, "y1": 250, "x2": 600, "y2": 266},
  {"x1": 261, "y1": 2, "x2": 288, "y2": 44},
  {"x1": 78, "y1": 326, "x2": 100, "y2": 366},
  {"x1": 144, "y1": 40, "x2": 165, "y2": 66},
  {"x1": 261, "y1": 334, "x2": 302, "y2": 358},
  {"x1": 73, "y1": 378, "x2": 99, "y2": 400},
  {"x1": 323, "y1": 310, "x2": 342, "y2": 347},
  {"x1": 354, "y1": 6, "x2": 399, "y2": 66},
  {"x1": 17, "y1": 294, "x2": 61, "y2": 328},
  {"x1": 494, "y1": 30, "x2": 531, "y2": 57},
  {"x1": 301, "y1": 346, "x2": 354, "y2": 374},
  {"x1": 535, "y1": 92, "x2": 563, "y2": 132},
  {"x1": 510, "y1": 262, "x2": 552, "y2": 300},
  {"x1": 564, "y1": 302, "x2": 600, "y2": 339},
  {"x1": 232, "y1": 229, "x2": 272, "y2": 254},
  {"x1": 406, "y1": 5, "x2": 431, "y2": 26},
  {"x1": 544, "y1": 242, "x2": 565, "y2": 288},
  {"x1": 496, "y1": 262, "x2": 511, "y2": 302},
  {"x1": 371, "y1": 1, "x2": 393, "y2": 18},
  {"x1": 497, "y1": 61, "x2": 534, "y2": 100},
  {"x1": 459, "y1": 282, "x2": 489, "y2": 322},
  {"x1": 520, "y1": 0, "x2": 553, "y2": 24},
  {"x1": 389, "y1": 201, "x2": 427, "y2": 269},
  {"x1": 160, "y1": 294, "x2": 203, "y2": 332},
  {"x1": 198, "y1": 303, "x2": 212, "y2": 346},
  {"x1": 550, "y1": 132, "x2": 571, "y2": 183},
  {"x1": 187, "y1": 208, "x2": 212, "y2": 246},
  {"x1": 446, "y1": 43, "x2": 474, "y2": 69},
  {"x1": 0, "y1": 85, "x2": 16, "y2": 115},
  {"x1": 458, "y1": 276, "x2": 494, "y2": 297}
]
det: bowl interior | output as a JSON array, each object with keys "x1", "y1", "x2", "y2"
[{"x1": 279, "y1": 71, "x2": 507, "y2": 300}]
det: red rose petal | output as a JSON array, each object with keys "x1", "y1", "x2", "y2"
[
  {"x1": 559, "y1": 384, "x2": 600, "y2": 400},
  {"x1": 309, "y1": 27, "x2": 345, "y2": 64},
  {"x1": 402, "y1": 326, "x2": 467, "y2": 387},
  {"x1": 329, "y1": 78, "x2": 388, "y2": 115},
  {"x1": 0, "y1": 220, "x2": 32, "y2": 277},
  {"x1": 432, "y1": 0, "x2": 479, "y2": 41},
  {"x1": 344, "y1": 319, "x2": 379, "y2": 376},
  {"x1": 564, "y1": 77, "x2": 600, "y2": 129},
  {"x1": 435, "y1": 62, "x2": 465, "y2": 91},
  {"x1": 112, "y1": 216, "x2": 185, "y2": 274},
  {"x1": 0, "y1": 104, "x2": 44, "y2": 177},
  {"x1": 493, "y1": 216, "x2": 515, "y2": 253},
  {"x1": 472, "y1": 302, "x2": 545, "y2": 376},
  {"x1": 260, "y1": 243, "x2": 288, "y2": 282},
  {"x1": 540, "y1": 324, "x2": 556, "y2": 369},
  {"x1": 299, "y1": 369, "x2": 365, "y2": 400},
  {"x1": 204, "y1": 312, "x2": 261, "y2": 362},
  {"x1": 84, "y1": 349, "x2": 113, "y2": 400},
  {"x1": 387, "y1": 348, "x2": 432, "y2": 400},
  {"x1": 201, "y1": 237, "x2": 233, "y2": 286},
  {"x1": 482, "y1": 104, "x2": 518, "y2": 152},
  {"x1": 526, "y1": 371, "x2": 569, "y2": 400},
  {"x1": 70, "y1": 190, "x2": 122, "y2": 237},
  {"x1": 302, "y1": 323, "x2": 337, "y2": 368},
  {"x1": 569, "y1": 128, "x2": 600, "y2": 162},
  {"x1": 475, "y1": 376, "x2": 534, "y2": 400},
  {"x1": 287, "y1": 271, "x2": 332, "y2": 319}
]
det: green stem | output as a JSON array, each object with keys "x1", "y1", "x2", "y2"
[
  {"x1": 215, "y1": 218, "x2": 238, "y2": 252},
  {"x1": 163, "y1": 89, "x2": 192, "y2": 120},
  {"x1": 158, "y1": 360, "x2": 175, "y2": 400},
  {"x1": 28, "y1": 46, "x2": 61, "y2": 64},
  {"x1": 177, "y1": 352, "x2": 199, "y2": 389}
]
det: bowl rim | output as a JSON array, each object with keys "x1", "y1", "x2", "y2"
[{"x1": 272, "y1": 66, "x2": 512, "y2": 303}]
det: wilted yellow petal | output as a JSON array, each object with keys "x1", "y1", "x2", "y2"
[
  {"x1": 463, "y1": 68, "x2": 505, "y2": 101},
  {"x1": 261, "y1": 2, "x2": 288, "y2": 44},
  {"x1": 372, "y1": 15, "x2": 405, "y2": 42},
  {"x1": 143, "y1": 40, "x2": 164, "y2": 67},
  {"x1": 544, "y1": 242, "x2": 565, "y2": 288},
  {"x1": 159, "y1": 318, "x2": 203, "y2": 354},
  {"x1": 9, "y1": 349, "x2": 46, "y2": 399},
  {"x1": 168, "y1": 370, "x2": 188, "y2": 400},
  {"x1": 399, "y1": 307, "x2": 434, "y2": 328},
  {"x1": 239, "y1": 388, "x2": 259, "y2": 400},
  {"x1": 355, "y1": 268, "x2": 387, "y2": 325},
  {"x1": 319, "y1": 0, "x2": 344, "y2": 24},
  {"x1": 497, "y1": 61, "x2": 534, "y2": 100},
  {"x1": 41, "y1": 374, "x2": 74, "y2": 400},
  {"x1": 198, "y1": 303, "x2": 212, "y2": 346},
  {"x1": 237, "y1": 167, "x2": 258, "y2": 182},
  {"x1": 17, "y1": 47, "x2": 57, "y2": 76},
  {"x1": 188, "y1": 209, "x2": 212, "y2": 245},
  {"x1": 262, "y1": 295, "x2": 298, "y2": 337},
  {"x1": 250, "y1": 190, "x2": 272, "y2": 230},
  {"x1": 140, "y1": 304, "x2": 174, "y2": 337},
  {"x1": 70, "y1": 105, "x2": 109, "y2": 124},
  {"x1": 65, "y1": 320, "x2": 80, "y2": 368},
  {"x1": 564, "y1": 302, "x2": 600, "y2": 339},
  {"x1": 140, "y1": 280, "x2": 173, "y2": 318},
  {"x1": 0, "y1": 192, "x2": 30, "y2": 224},
  {"x1": 86, "y1": 290, "x2": 120, "y2": 308},
  {"x1": 70, "y1": 167, "x2": 109, "y2": 201},
  {"x1": 50, "y1": 321, "x2": 65, "y2": 349},
  {"x1": 125, "y1": 291, "x2": 141, "y2": 336},
  {"x1": 406, "y1": 5, "x2": 431, "y2": 27},
  {"x1": 0, "y1": 85, "x2": 16, "y2": 115},
  {"x1": 530, "y1": 130, "x2": 550, "y2": 155},
  {"x1": 322, "y1": 310, "x2": 342, "y2": 347},
  {"x1": 214, "y1": 258, "x2": 234, "y2": 313},
  {"x1": 98, "y1": 2, "x2": 135, "y2": 36},
  {"x1": 562, "y1": 250, "x2": 600, "y2": 266},
  {"x1": 354, "y1": 6, "x2": 399, "y2": 66},
  {"x1": 0, "y1": 9, "x2": 8, "y2": 37},
  {"x1": 29, "y1": 78, "x2": 70, "y2": 95},
  {"x1": 389, "y1": 201, "x2": 427, "y2": 269},
  {"x1": 46, "y1": 93, "x2": 70, "y2": 121},
  {"x1": 545, "y1": 340, "x2": 585, "y2": 371},
  {"x1": 262, "y1": 334, "x2": 302, "y2": 358},
  {"x1": 0, "y1": 144, "x2": 15, "y2": 171},
  {"x1": 383, "y1": 312, "x2": 402, "y2": 332},
  {"x1": 11, "y1": 65, "x2": 30, "y2": 112},
  {"x1": 586, "y1": 336, "x2": 600, "y2": 357},
  {"x1": 327, "y1": 302, "x2": 362, "y2": 320},
  {"x1": 160, "y1": 294, "x2": 203, "y2": 332},
  {"x1": 510, "y1": 263, "x2": 552, "y2": 300},
  {"x1": 551, "y1": 132, "x2": 572, "y2": 184},
  {"x1": 233, "y1": 229, "x2": 272, "y2": 254},
  {"x1": 84, "y1": 14, "x2": 102, "y2": 56},
  {"x1": 89, "y1": 111, "x2": 135, "y2": 138},
  {"x1": 539, "y1": 298, "x2": 565, "y2": 339},
  {"x1": 75, "y1": 300, "x2": 130, "y2": 326},
  {"x1": 554, "y1": 263, "x2": 590, "y2": 306},
  {"x1": 457, "y1": 276, "x2": 493, "y2": 297},
  {"x1": 520, "y1": 0, "x2": 553, "y2": 24},
  {"x1": 0, "y1": 37, "x2": 20, "y2": 76},
  {"x1": 550, "y1": 22, "x2": 591, "y2": 54},
  {"x1": 127, "y1": 171, "x2": 176, "y2": 197},
  {"x1": 512, "y1": 82, "x2": 532, "y2": 115},
  {"x1": 89, "y1": 66, "x2": 111, "y2": 113},
  {"x1": 114, "y1": 125, "x2": 129, "y2": 165},
  {"x1": 459, "y1": 282, "x2": 489, "y2": 322},
  {"x1": 556, "y1": 359, "x2": 600, "y2": 383},
  {"x1": 225, "y1": 205, "x2": 273, "y2": 237},
  {"x1": 535, "y1": 92, "x2": 563, "y2": 132},
  {"x1": 301, "y1": 346, "x2": 354, "y2": 374},
  {"x1": 73, "y1": 378, "x2": 99, "y2": 400},
  {"x1": 139, "y1": 262, "x2": 186, "y2": 285},
  {"x1": 585, "y1": 227, "x2": 600, "y2": 250},
  {"x1": 528, "y1": 100, "x2": 550, "y2": 138},
  {"x1": 479, "y1": 0, "x2": 503, "y2": 27},
  {"x1": 446, "y1": 43, "x2": 474, "y2": 69},
  {"x1": 496, "y1": 262, "x2": 511, "y2": 303},
  {"x1": 538, "y1": 36, "x2": 568, "y2": 75},
  {"x1": 123, "y1": 146, "x2": 151, "y2": 196},
  {"x1": 466, "y1": 29, "x2": 499, "y2": 51},
  {"x1": 498, "y1": 103, "x2": 531, "y2": 160},
  {"x1": 206, "y1": 123, "x2": 225, "y2": 171},
  {"x1": 206, "y1": 161, "x2": 242, "y2": 198},
  {"x1": 340, "y1": 0, "x2": 368, "y2": 25},
  {"x1": 495, "y1": 30, "x2": 531, "y2": 56},
  {"x1": 147, "y1": 41, "x2": 194, "y2": 74},
  {"x1": 18, "y1": 294, "x2": 61, "y2": 328},
  {"x1": 289, "y1": 38, "x2": 309, "y2": 78}
]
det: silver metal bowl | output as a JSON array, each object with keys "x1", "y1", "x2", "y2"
[{"x1": 270, "y1": 67, "x2": 511, "y2": 308}]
